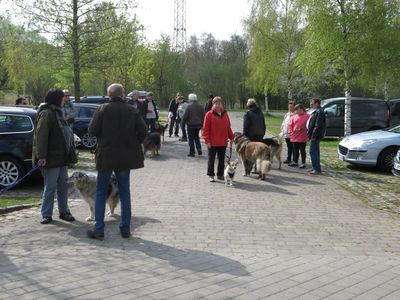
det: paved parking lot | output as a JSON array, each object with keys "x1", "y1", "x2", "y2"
[{"x1": 1, "y1": 112, "x2": 400, "y2": 299}]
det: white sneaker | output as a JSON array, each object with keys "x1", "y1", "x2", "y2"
[{"x1": 209, "y1": 176, "x2": 215, "y2": 182}]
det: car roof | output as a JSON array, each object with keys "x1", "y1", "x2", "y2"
[
  {"x1": 73, "y1": 102, "x2": 100, "y2": 108},
  {"x1": 321, "y1": 97, "x2": 385, "y2": 104},
  {"x1": 0, "y1": 106, "x2": 37, "y2": 117}
]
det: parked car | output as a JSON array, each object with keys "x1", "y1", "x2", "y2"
[
  {"x1": 73, "y1": 103, "x2": 99, "y2": 150},
  {"x1": 78, "y1": 95, "x2": 132, "y2": 104},
  {"x1": 0, "y1": 106, "x2": 37, "y2": 189},
  {"x1": 310, "y1": 97, "x2": 394, "y2": 137},
  {"x1": 392, "y1": 149, "x2": 400, "y2": 177},
  {"x1": 127, "y1": 90, "x2": 147, "y2": 100},
  {"x1": 338, "y1": 125, "x2": 400, "y2": 172}
]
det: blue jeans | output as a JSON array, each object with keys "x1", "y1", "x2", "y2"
[
  {"x1": 41, "y1": 166, "x2": 70, "y2": 217},
  {"x1": 94, "y1": 170, "x2": 131, "y2": 234},
  {"x1": 309, "y1": 139, "x2": 321, "y2": 172},
  {"x1": 187, "y1": 127, "x2": 201, "y2": 155}
]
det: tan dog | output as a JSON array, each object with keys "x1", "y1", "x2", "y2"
[
  {"x1": 234, "y1": 132, "x2": 272, "y2": 180},
  {"x1": 261, "y1": 133, "x2": 283, "y2": 169}
]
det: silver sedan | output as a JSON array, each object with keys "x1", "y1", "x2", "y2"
[{"x1": 338, "y1": 125, "x2": 400, "y2": 172}]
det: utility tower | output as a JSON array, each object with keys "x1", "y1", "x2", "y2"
[{"x1": 173, "y1": 0, "x2": 186, "y2": 52}]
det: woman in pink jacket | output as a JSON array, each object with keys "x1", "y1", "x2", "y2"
[{"x1": 288, "y1": 104, "x2": 310, "y2": 168}]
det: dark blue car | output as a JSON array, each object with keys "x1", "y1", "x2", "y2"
[
  {"x1": 0, "y1": 106, "x2": 37, "y2": 189},
  {"x1": 72, "y1": 103, "x2": 99, "y2": 150}
]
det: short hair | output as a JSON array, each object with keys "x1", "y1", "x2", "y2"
[
  {"x1": 62, "y1": 89, "x2": 71, "y2": 96},
  {"x1": 147, "y1": 91, "x2": 154, "y2": 97},
  {"x1": 15, "y1": 97, "x2": 26, "y2": 105},
  {"x1": 107, "y1": 83, "x2": 124, "y2": 99},
  {"x1": 288, "y1": 100, "x2": 296, "y2": 105},
  {"x1": 45, "y1": 88, "x2": 64, "y2": 107},
  {"x1": 310, "y1": 98, "x2": 320, "y2": 105},
  {"x1": 212, "y1": 96, "x2": 223, "y2": 105},
  {"x1": 188, "y1": 93, "x2": 197, "y2": 101},
  {"x1": 294, "y1": 104, "x2": 306, "y2": 112}
]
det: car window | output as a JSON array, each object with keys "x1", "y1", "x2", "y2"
[
  {"x1": 324, "y1": 103, "x2": 344, "y2": 117},
  {"x1": 0, "y1": 114, "x2": 34, "y2": 133},
  {"x1": 353, "y1": 102, "x2": 385, "y2": 118},
  {"x1": 78, "y1": 107, "x2": 95, "y2": 118},
  {"x1": 392, "y1": 103, "x2": 400, "y2": 116}
]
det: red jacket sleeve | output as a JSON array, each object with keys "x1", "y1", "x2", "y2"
[{"x1": 202, "y1": 111, "x2": 211, "y2": 144}]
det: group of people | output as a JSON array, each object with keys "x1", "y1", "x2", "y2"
[
  {"x1": 32, "y1": 82, "x2": 326, "y2": 239},
  {"x1": 280, "y1": 98, "x2": 326, "y2": 175}
]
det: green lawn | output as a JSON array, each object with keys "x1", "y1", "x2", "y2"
[{"x1": 0, "y1": 197, "x2": 40, "y2": 209}]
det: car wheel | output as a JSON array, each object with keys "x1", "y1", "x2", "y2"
[
  {"x1": 0, "y1": 156, "x2": 26, "y2": 189},
  {"x1": 377, "y1": 147, "x2": 399, "y2": 172},
  {"x1": 81, "y1": 131, "x2": 97, "y2": 150}
]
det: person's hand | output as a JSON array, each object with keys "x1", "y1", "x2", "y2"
[{"x1": 37, "y1": 159, "x2": 46, "y2": 167}]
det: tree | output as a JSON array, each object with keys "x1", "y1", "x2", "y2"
[
  {"x1": 16, "y1": 0, "x2": 136, "y2": 100},
  {"x1": 297, "y1": 0, "x2": 394, "y2": 136},
  {"x1": 246, "y1": 0, "x2": 304, "y2": 101}
]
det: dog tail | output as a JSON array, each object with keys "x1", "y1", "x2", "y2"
[
  {"x1": 277, "y1": 132, "x2": 284, "y2": 145},
  {"x1": 260, "y1": 160, "x2": 271, "y2": 178}
]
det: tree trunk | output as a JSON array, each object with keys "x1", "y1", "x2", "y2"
[
  {"x1": 72, "y1": 0, "x2": 81, "y2": 101},
  {"x1": 264, "y1": 89, "x2": 269, "y2": 112},
  {"x1": 344, "y1": 80, "x2": 352, "y2": 136}
]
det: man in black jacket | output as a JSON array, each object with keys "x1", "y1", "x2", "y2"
[
  {"x1": 243, "y1": 98, "x2": 266, "y2": 142},
  {"x1": 168, "y1": 92, "x2": 181, "y2": 137},
  {"x1": 307, "y1": 98, "x2": 326, "y2": 175}
]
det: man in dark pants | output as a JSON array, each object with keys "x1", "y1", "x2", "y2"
[
  {"x1": 307, "y1": 98, "x2": 326, "y2": 175},
  {"x1": 182, "y1": 93, "x2": 205, "y2": 157},
  {"x1": 168, "y1": 93, "x2": 181, "y2": 137},
  {"x1": 87, "y1": 83, "x2": 147, "y2": 239},
  {"x1": 243, "y1": 98, "x2": 266, "y2": 142}
]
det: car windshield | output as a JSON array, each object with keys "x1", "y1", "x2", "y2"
[{"x1": 386, "y1": 125, "x2": 400, "y2": 133}]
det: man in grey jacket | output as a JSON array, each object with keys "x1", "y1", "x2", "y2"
[{"x1": 182, "y1": 93, "x2": 205, "y2": 157}]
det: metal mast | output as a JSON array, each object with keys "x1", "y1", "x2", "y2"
[{"x1": 173, "y1": 0, "x2": 186, "y2": 52}]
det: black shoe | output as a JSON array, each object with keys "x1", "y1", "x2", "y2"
[
  {"x1": 288, "y1": 162, "x2": 298, "y2": 167},
  {"x1": 187, "y1": 153, "x2": 195, "y2": 157},
  {"x1": 59, "y1": 213, "x2": 75, "y2": 222},
  {"x1": 198, "y1": 151, "x2": 202, "y2": 155},
  {"x1": 121, "y1": 231, "x2": 131, "y2": 238},
  {"x1": 283, "y1": 160, "x2": 291, "y2": 164},
  {"x1": 174, "y1": 134, "x2": 179, "y2": 137},
  {"x1": 40, "y1": 217, "x2": 53, "y2": 224},
  {"x1": 87, "y1": 229, "x2": 104, "y2": 240},
  {"x1": 217, "y1": 176, "x2": 224, "y2": 180},
  {"x1": 179, "y1": 138, "x2": 187, "y2": 142}
]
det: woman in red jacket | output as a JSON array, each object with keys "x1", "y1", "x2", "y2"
[
  {"x1": 202, "y1": 97, "x2": 234, "y2": 182},
  {"x1": 288, "y1": 104, "x2": 310, "y2": 168}
]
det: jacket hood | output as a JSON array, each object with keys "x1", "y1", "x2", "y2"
[
  {"x1": 249, "y1": 106, "x2": 262, "y2": 114},
  {"x1": 38, "y1": 103, "x2": 56, "y2": 114}
]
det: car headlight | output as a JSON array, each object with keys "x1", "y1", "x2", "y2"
[{"x1": 347, "y1": 139, "x2": 377, "y2": 150}]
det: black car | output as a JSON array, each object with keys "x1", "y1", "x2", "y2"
[
  {"x1": 0, "y1": 106, "x2": 37, "y2": 189},
  {"x1": 72, "y1": 103, "x2": 99, "y2": 150},
  {"x1": 78, "y1": 95, "x2": 132, "y2": 104}
]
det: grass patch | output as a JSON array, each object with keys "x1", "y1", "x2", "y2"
[{"x1": 0, "y1": 197, "x2": 40, "y2": 209}]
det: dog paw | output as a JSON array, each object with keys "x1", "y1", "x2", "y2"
[
  {"x1": 107, "y1": 212, "x2": 116, "y2": 217},
  {"x1": 86, "y1": 216, "x2": 94, "y2": 221}
]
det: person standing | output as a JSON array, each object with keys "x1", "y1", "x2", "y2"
[
  {"x1": 33, "y1": 88, "x2": 76, "y2": 224},
  {"x1": 177, "y1": 96, "x2": 189, "y2": 142},
  {"x1": 168, "y1": 93, "x2": 181, "y2": 137},
  {"x1": 87, "y1": 83, "x2": 147, "y2": 239},
  {"x1": 288, "y1": 104, "x2": 310, "y2": 169},
  {"x1": 15, "y1": 97, "x2": 28, "y2": 105},
  {"x1": 145, "y1": 91, "x2": 159, "y2": 132},
  {"x1": 307, "y1": 98, "x2": 326, "y2": 175},
  {"x1": 61, "y1": 89, "x2": 76, "y2": 129},
  {"x1": 204, "y1": 93, "x2": 214, "y2": 113},
  {"x1": 243, "y1": 98, "x2": 266, "y2": 142},
  {"x1": 202, "y1": 97, "x2": 234, "y2": 182},
  {"x1": 128, "y1": 90, "x2": 147, "y2": 121},
  {"x1": 182, "y1": 93, "x2": 205, "y2": 157},
  {"x1": 280, "y1": 100, "x2": 296, "y2": 164}
]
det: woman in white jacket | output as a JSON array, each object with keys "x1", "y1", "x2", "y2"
[
  {"x1": 177, "y1": 97, "x2": 189, "y2": 141},
  {"x1": 280, "y1": 100, "x2": 296, "y2": 164}
]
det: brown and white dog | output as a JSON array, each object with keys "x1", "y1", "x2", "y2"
[
  {"x1": 143, "y1": 132, "x2": 161, "y2": 158},
  {"x1": 234, "y1": 132, "x2": 272, "y2": 180},
  {"x1": 69, "y1": 171, "x2": 119, "y2": 221},
  {"x1": 224, "y1": 160, "x2": 239, "y2": 187}
]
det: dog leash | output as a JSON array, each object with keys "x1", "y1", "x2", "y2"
[
  {"x1": 0, "y1": 164, "x2": 41, "y2": 194},
  {"x1": 225, "y1": 143, "x2": 233, "y2": 163}
]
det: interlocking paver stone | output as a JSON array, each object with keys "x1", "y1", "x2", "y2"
[{"x1": 1, "y1": 112, "x2": 400, "y2": 299}]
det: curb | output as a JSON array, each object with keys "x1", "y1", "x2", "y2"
[{"x1": 0, "y1": 204, "x2": 40, "y2": 215}]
